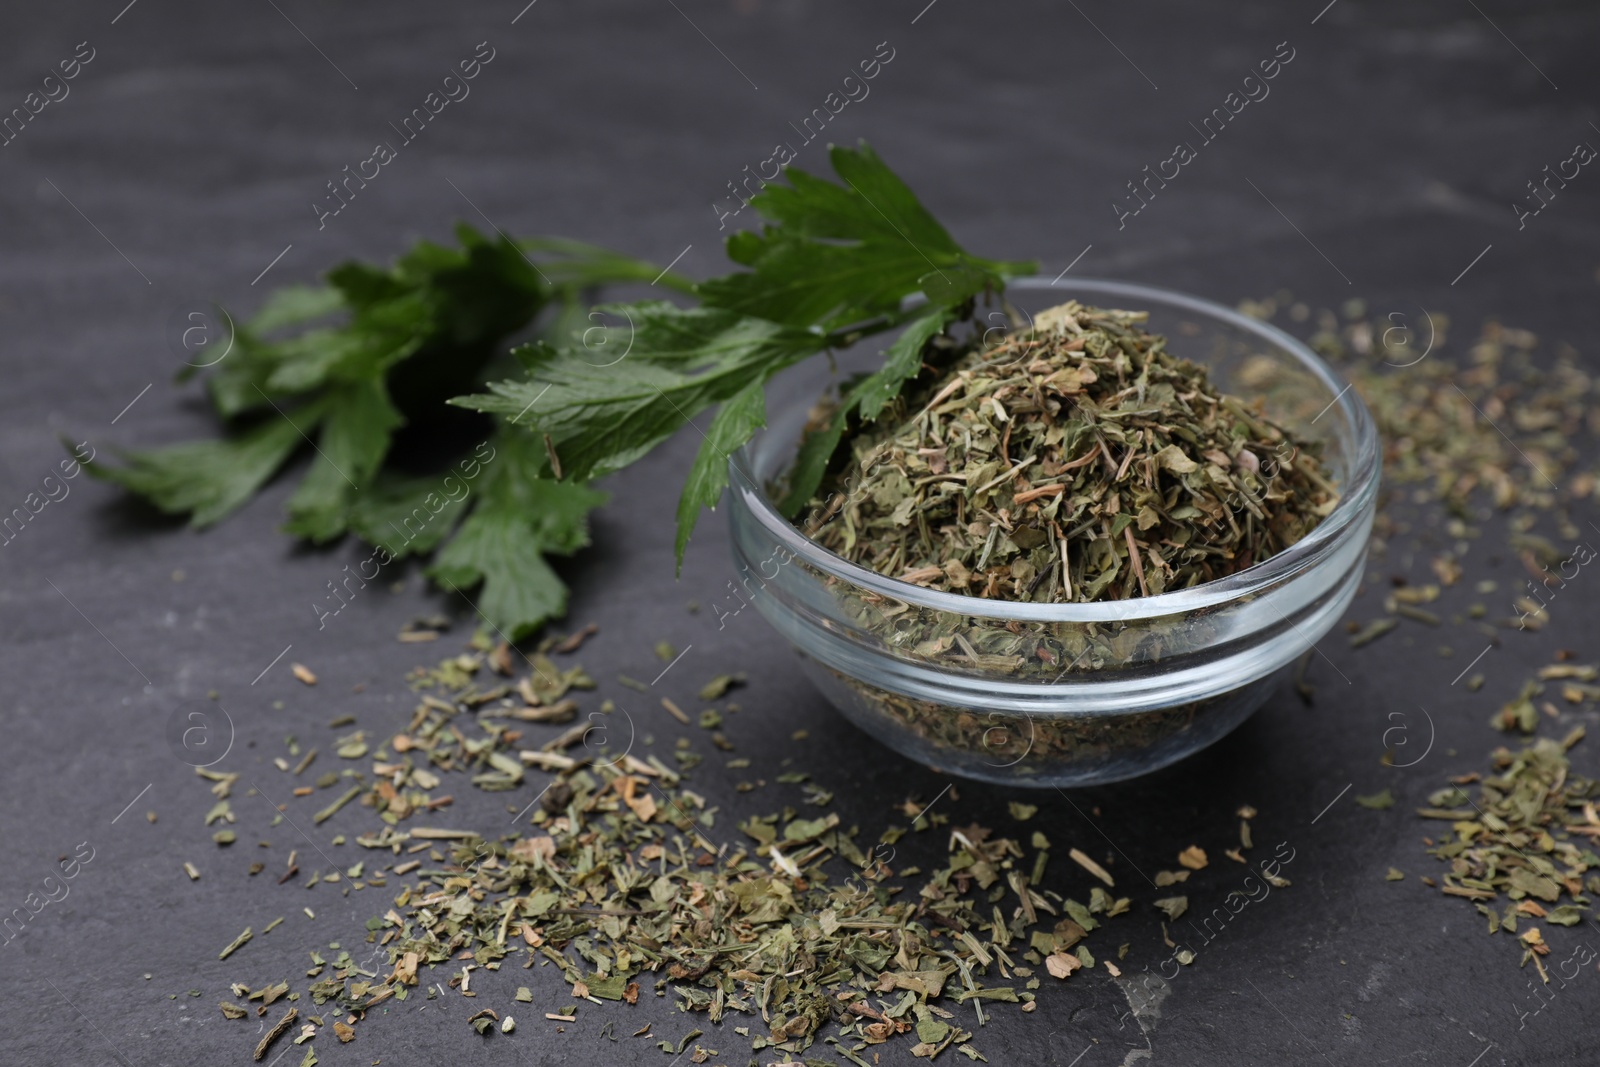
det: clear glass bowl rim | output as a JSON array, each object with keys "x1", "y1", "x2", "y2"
[{"x1": 727, "y1": 275, "x2": 1381, "y2": 624}]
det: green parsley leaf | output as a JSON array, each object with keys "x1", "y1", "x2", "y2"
[
  {"x1": 455, "y1": 303, "x2": 824, "y2": 482},
  {"x1": 345, "y1": 470, "x2": 476, "y2": 559},
  {"x1": 777, "y1": 305, "x2": 956, "y2": 516},
  {"x1": 699, "y1": 144, "x2": 1024, "y2": 331},
  {"x1": 284, "y1": 379, "x2": 404, "y2": 542},
  {"x1": 87, "y1": 226, "x2": 680, "y2": 638},
  {"x1": 428, "y1": 434, "x2": 606, "y2": 642},
  {"x1": 674, "y1": 380, "x2": 767, "y2": 570},
  {"x1": 85, "y1": 406, "x2": 319, "y2": 527}
]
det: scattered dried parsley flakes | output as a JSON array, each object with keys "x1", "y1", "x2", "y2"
[{"x1": 1419, "y1": 733, "x2": 1600, "y2": 974}]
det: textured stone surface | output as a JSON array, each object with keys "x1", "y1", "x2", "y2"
[{"x1": 1, "y1": 1, "x2": 1596, "y2": 1063}]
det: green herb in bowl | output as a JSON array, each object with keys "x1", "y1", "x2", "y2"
[{"x1": 802, "y1": 300, "x2": 1338, "y2": 603}]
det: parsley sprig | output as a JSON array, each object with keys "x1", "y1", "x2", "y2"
[
  {"x1": 89, "y1": 144, "x2": 1032, "y2": 638},
  {"x1": 459, "y1": 144, "x2": 1031, "y2": 565}
]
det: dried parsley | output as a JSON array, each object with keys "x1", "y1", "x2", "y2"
[
  {"x1": 1354, "y1": 788, "x2": 1395, "y2": 810},
  {"x1": 1419, "y1": 732, "x2": 1600, "y2": 976},
  {"x1": 214, "y1": 646, "x2": 1242, "y2": 1063},
  {"x1": 803, "y1": 301, "x2": 1337, "y2": 603}
]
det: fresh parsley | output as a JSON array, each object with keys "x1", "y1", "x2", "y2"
[
  {"x1": 459, "y1": 143, "x2": 1032, "y2": 567},
  {"x1": 88, "y1": 144, "x2": 1032, "y2": 639}
]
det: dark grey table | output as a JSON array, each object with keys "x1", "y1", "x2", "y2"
[{"x1": 3, "y1": 2, "x2": 1597, "y2": 1063}]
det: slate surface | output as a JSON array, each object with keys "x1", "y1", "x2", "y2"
[{"x1": 1, "y1": 1, "x2": 1598, "y2": 1064}]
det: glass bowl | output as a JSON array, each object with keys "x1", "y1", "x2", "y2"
[{"x1": 725, "y1": 277, "x2": 1379, "y2": 787}]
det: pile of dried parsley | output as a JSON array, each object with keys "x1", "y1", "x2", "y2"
[
  {"x1": 804, "y1": 302, "x2": 1338, "y2": 603},
  {"x1": 1417, "y1": 729, "x2": 1600, "y2": 978},
  {"x1": 221, "y1": 645, "x2": 1242, "y2": 1064}
]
